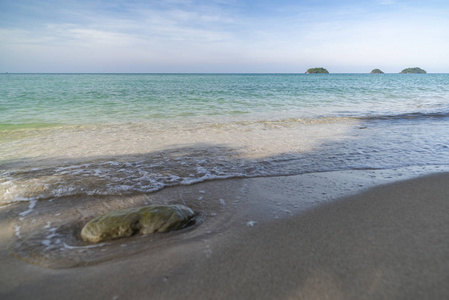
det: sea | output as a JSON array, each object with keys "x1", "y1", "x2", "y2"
[{"x1": 2, "y1": 73, "x2": 449, "y2": 205}]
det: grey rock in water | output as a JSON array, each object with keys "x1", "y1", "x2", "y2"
[{"x1": 81, "y1": 205, "x2": 195, "y2": 243}]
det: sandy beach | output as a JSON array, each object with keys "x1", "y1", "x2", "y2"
[
  {"x1": 1, "y1": 170, "x2": 449, "y2": 300},
  {"x1": 3, "y1": 0, "x2": 449, "y2": 298}
]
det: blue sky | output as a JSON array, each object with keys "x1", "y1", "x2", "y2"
[{"x1": 1, "y1": 0, "x2": 448, "y2": 73}]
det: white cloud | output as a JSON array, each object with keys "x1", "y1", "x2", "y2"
[{"x1": 1, "y1": 1, "x2": 449, "y2": 72}]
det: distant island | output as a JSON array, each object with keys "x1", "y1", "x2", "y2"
[
  {"x1": 370, "y1": 69, "x2": 384, "y2": 74},
  {"x1": 400, "y1": 67, "x2": 426, "y2": 74},
  {"x1": 306, "y1": 67, "x2": 329, "y2": 74}
]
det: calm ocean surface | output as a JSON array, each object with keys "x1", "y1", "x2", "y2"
[{"x1": 1, "y1": 73, "x2": 449, "y2": 204}]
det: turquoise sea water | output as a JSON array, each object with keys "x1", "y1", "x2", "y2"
[
  {"x1": 1, "y1": 73, "x2": 449, "y2": 203},
  {"x1": 2, "y1": 73, "x2": 449, "y2": 126}
]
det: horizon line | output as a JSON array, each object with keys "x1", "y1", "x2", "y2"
[{"x1": 2, "y1": 72, "x2": 446, "y2": 75}]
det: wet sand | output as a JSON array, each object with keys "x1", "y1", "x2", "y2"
[{"x1": 1, "y1": 171, "x2": 449, "y2": 299}]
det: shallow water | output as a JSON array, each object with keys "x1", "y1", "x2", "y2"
[{"x1": 1, "y1": 73, "x2": 449, "y2": 204}]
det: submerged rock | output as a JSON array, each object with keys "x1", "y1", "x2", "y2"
[{"x1": 81, "y1": 205, "x2": 195, "y2": 243}]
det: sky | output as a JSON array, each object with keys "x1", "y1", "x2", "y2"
[{"x1": 1, "y1": 0, "x2": 448, "y2": 73}]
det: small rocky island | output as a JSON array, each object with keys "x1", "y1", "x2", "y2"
[
  {"x1": 370, "y1": 69, "x2": 384, "y2": 74},
  {"x1": 306, "y1": 67, "x2": 329, "y2": 74},
  {"x1": 400, "y1": 67, "x2": 426, "y2": 74}
]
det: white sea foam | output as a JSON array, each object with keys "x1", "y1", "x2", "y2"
[
  {"x1": 247, "y1": 221, "x2": 257, "y2": 227},
  {"x1": 45, "y1": 227, "x2": 59, "y2": 239},
  {"x1": 19, "y1": 200, "x2": 37, "y2": 219},
  {"x1": 42, "y1": 240, "x2": 52, "y2": 247},
  {"x1": 63, "y1": 242, "x2": 107, "y2": 249},
  {"x1": 14, "y1": 225, "x2": 21, "y2": 238}
]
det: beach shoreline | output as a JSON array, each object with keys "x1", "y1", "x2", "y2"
[{"x1": 1, "y1": 169, "x2": 449, "y2": 299}]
